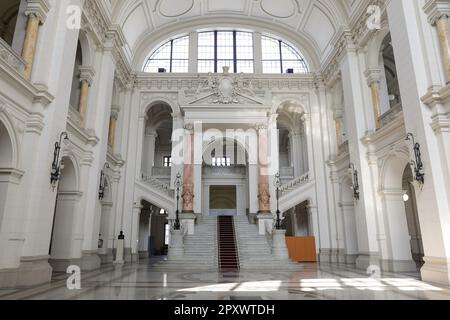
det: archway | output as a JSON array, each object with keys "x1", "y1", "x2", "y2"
[
  {"x1": 380, "y1": 153, "x2": 420, "y2": 272},
  {"x1": 202, "y1": 135, "x2": 250, "y2": 217},
  {"x1": 138, "y1": 200, "x2": 169, "y2": 259},
  {"x1": 0, "y1": 120, "x2": 13, "y2": 229},
  {"x1": 339, "y1": 176, "x2": 358, "y2": 264},
  {"x1": 98, "y1": 175, "x2": 114, "y2": 264},
  {"x1": 142, "y1": 103, "x2": 173, "y2": 184},
  {"x1": 49, "y1": 157, "x2": 81, "y2": 272},
  {"x1": 276, "y1": 101, "x2": 308, "y2": 179},
  {"x1": 402, "y1": 166, "x2": 424, "y2": 268}
]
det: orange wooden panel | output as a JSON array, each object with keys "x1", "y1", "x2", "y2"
[{"x1": 285, "y1": 237, "x2": 317, "y2": 262}]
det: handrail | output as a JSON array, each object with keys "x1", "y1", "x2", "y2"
[
  {"x1": 280, "y1": 172, "x2": 311, "y2": 196},
  {"x1": 140, "y1": 174, "x2": 174, "y2": 197}
]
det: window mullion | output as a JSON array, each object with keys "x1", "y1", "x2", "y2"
[
  {"x1": 214, "y1": 31, "x2": 218, "y2": 73},
  {"x1": 233, "y1": 31, "x2": 237, "y2": 73},
  {"x1": 169, "y1": 40, "x2": 174, "y2": 72},
  {"x1": 279, "y1": 40, "x2": 283, "y2": 74}
]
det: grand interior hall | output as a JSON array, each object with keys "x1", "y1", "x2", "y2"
[{"x1": 1, "y1": 0, "x2": 450, "y2": 302}]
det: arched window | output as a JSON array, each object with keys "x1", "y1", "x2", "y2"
[
  {"x1": 198, "y1": 31, "x2": 254, "y2": 73},
  {"x1": 261, "y1": 35, "x2": 309, "y2": 74},
  {"x1": 143, "y1": 36, "x2": 189, "y2": 73}
]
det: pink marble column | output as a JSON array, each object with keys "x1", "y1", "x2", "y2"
[
  {"x1": 182, "y1": 123, "x2": 195, "y2": 213},
  {"x1": 257, "y1": 124, "x2": 271, "y2": 214}
]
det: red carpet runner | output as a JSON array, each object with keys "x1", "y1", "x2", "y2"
[{"x1": 217, "y1": 216, "x2": 240, "y2": 272}]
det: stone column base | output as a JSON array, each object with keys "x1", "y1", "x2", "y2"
[
  {"x1": 80, "y1": 251, "x2": 101, "y2": 271},
  {"x1": 168, "y1": 230, "x2": 184, "y2": 261},
  {"x1": 421, "y1": 256, "x2": 450, "y2": 286},
  {"x1": 319, "y1": 249, "x2": 332, "y2": 263},
  {"x1": 49, "y1": 258, "x2": 82, "y2": 272},
  {"x1": 380, "y1": 259, "x2": 418, "y2": 272},
  {"x1": 257, "y1": 213, "x2": 273, "y2": 235},
  {"x1": 272, "y1": 230, "x2": 289, "y2": 260},
  {"x1": 0, "y1": 255, "x2": 53, "y2": 288},
  {"x1": 355, "y1": 253, "x2": 380, "y2": 270},
  {"x1": 180, "y1": 213, "x2": 196, "y2": 235},
  {"x1": 342, "y1": 254, "x2": 358, "y2": 265},
  {"x1": 123, "y1": 248, "x2": 139, "y2": 263},
  {"x1": 247, "y1": 213, "x2": 257, "y2": 224},
  {"x1": 99, "y1": 250, "x2": 114, "y2": 264}
]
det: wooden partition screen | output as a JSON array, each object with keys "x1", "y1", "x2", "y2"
[{"x1": 285, "y1": 237, "x2": 317, "y2": 262}]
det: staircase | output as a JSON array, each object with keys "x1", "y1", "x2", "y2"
[
  {"x1": 152, "y1": 216, "x2": 217, "y2": 270},
  {"x1": 217, "y1": 216, "x2": 240, "y2": 272},
  {"x1": 234, "y1": 216, "x2": 301, "y2": 270}
]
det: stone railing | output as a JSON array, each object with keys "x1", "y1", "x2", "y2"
[
  {"x1": 152, "y1": 167, "x2": 171, "y2": 177},
  {"x1": 141, "y1": 174, "x2": 174, "y2": 198},
  {"x1": 279, "y1": 167, "x2": 294, "y2": 179},
  {"x1": 0, "y1": 37, "x2": 26, "y2": 75},
  {"x1": 203, "y1": 165, "x2": 246, "y2": 176},
  {"x1": 68, "y1": 105, "x2": 82, "y2": 127},
  {"x1": 380, "y1": 103, "x2": 403, "y2": 128},
  {"x1": 280, "y1": 172, "x2": 311, "y2": 197}
]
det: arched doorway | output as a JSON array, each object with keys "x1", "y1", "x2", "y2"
[
  {"x1": 380, "y1": 154, "x2": 421, "y2": 272},
  {"x1": 49, "y1": 157, "x2": 82, "y2": 272},
  {"x1": 98, "y1": 175, "x2": 114, "y2": 264},
  {"x1": 202, "y1": 136, "x2": 249, "y2": 217},
  {"x1": 142, "y1": 103, "x2": 173, "y2": 184},
  {"x1": 339, "y1": 176, "x2": 358, "y2": 264},
  {"x1": 0, "y1": 120, "x2": 13, "y2": 229},
  {"x1": 276, "y1": 101, "x2": 309, "y2": 180},
  {"x1": 402, "y1": 166, "x2": 424, "y2": 268}
]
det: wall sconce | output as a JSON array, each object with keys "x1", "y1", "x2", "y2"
[
  {"x1": 98, "y1": 163, "x2": 110, "y2": 200},
  {"x1": 50, "y1": 132, "x2": 69, "y2": 189},
  {"x1": 349, "y1": 163, "x2": 360, "y2": 201},
  {"x1": 406, "y1": 133, "x2": 425, "y2": 186}
]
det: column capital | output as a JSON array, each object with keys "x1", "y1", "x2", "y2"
[
  {"x1": 79, "y1": 66, "x2": 96, "y2": 86},
  {"x1": 111, "y1": 104, "x2": 121, "y2": 114},
  {"x1": 255, "y1": 123, "x2": 268, "y2": 133},
  {"x1": 25, "y1": 0, "x2": 50, "y2": 24},
  {"x1": 364, "y1": 68, "x2": 383, "y2": 86},
  {"x1": 184, "y1": 123, "x2": 194, "y2": 133},
  {"x1": 424, "y1": 0, "x2": 450, "y2": 26}
]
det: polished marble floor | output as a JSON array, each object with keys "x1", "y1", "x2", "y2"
[{"x1": 1, "y1": 258, "x2": 450, "y2": 300}]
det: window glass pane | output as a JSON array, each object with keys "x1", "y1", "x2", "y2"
[
  {"x1": 237, "y1": 60, "x2": 254, "y2": 73},
  {"x1": 217, "y1": 59, "x2": 234, "y2": 73},
  {"x1": 198, "y1": 60, "x2": 215, "y2": 73},
  {"x1": 198, "y1": 32, "x2": 215, "y2": 60},
  {"x1": 262, "y1": 35, "x2": 309, "y2": 74},
  {"x1": 172, "y1": 37, "x2": 189, "y2": 59},
  {"x1": 262, "y1": 36, "x2": 280, "y2": 60},
  {"x1": 143, "y1": 36, "x2": 189, "y2": 73},
  {"x1": 236, "y1": 32, "x2": 253, "y2": 60},
  {"x1": 262, "y1": 60, "x2": 281, "y2": 74},
  {"x1": 217, "y1": 31, "x2": 234, "y2": 60}
]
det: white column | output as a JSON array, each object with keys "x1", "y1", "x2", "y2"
[
  {"x1": 339, "y1": 33, "x2": 380, "y2": 269},
  {"x1": 387, "y1": 0, "x2": 450, "y2": 285},
  {"x1": 193, "y1": 122, "x2": 203, "y2": 215},
  {"x1": 2, "y1": 0, "x2": 82, "y2": 287},
  {"x1": 130, "y1": 204, "x2": 142, "y2": 261},
  {"x1": 289, "y1": 131, "x2": 302, "y2": 177},
  {"x1": 80, "y1": 39, "x2": 117, "y2": 270},
  {"x1": 145, "y1": 130, "x2": 158, "y2": 176},
  {"x1": 340, "y1": 202, "x2": 358, "y2": 264},
  {"x1": 135, "y1": 115, "x2": 147, "y2": 180},
  {"x1": 307, "y1": 204, "x2": 320, "y2": 255}
]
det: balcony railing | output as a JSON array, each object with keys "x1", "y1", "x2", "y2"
[
  {"x1": 152, "y1": 167, "x2": 171, "y2": 177},
  {"x1": 379, "y1": 103, "x2": 403, "y2": 128},
  {"x1": 280, "y1": 172, "x2": 311, "y2": 197},
  {"x1": 0, "y1": 37, "x2": 26, "y2": 75}
]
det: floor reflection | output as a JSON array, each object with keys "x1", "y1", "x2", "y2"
[{"x1": 0, "y1": 258, "x2": 449, "y2": 300}]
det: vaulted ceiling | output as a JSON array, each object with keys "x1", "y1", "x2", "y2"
[{"x1": 103, "y1": 0, "x2": 368, "y2": 70}]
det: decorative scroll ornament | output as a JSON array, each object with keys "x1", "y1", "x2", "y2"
[{"x1": 194, "y1": 66, "x2": 258, "y2": 104}]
